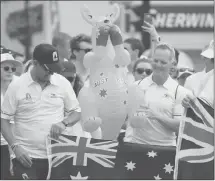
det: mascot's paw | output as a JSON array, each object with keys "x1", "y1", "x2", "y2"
[
  {"x1": 82, "y1": 117, "x2": 102, "y2": 133},
  {"x1": 109, "y1": 24, "x2": 123, "y2": 46},
  {"x1": 83, "y1": 51, "x2": 101, "y2": 68},
  {"x1": 96, "y1": 25, "x2": 110, "y2": 47},
  {"x1": 129, "y1": 112, "x2": 148, "y2": 128}
]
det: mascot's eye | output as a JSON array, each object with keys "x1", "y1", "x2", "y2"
[
  {"x1": 88, "y1": 15, "x2": 93, "y2": 19},
  {"x1": 104, "y1": 19, "x2": 110, "y2": 23}
]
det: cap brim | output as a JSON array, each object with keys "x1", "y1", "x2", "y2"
[
  {"x1": 45, "y1": 61, "x2": 65, "y2": 74},
  {"x1": 201, "y1": 48, "x2": 214, "y2": 59},
  {"x1": 178, "y1": 71, "x2": 193, "y2": 78}
]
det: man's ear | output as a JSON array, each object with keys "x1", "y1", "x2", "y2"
[{"x1": 32, "y1": 59, "x2": 37, "y2": 66}]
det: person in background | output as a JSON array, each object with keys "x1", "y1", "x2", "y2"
[
  {"x1": 60, "y1": 61, "x2": 91, "y2": 138},
  {"x1": 177, "y1": 67, "x2": 195, "y2": 86},
  {"x1": 52, "y1": 32, "x2": 72, "y2": 61},
  {"x1": 61, "y1": 61, "x2": 84, "y2": 97},
  {"x1": 179, "y1": 40, "x2": 214, "y2": 180},
  {"x1": 184, "y1": 41, "x2": 214, "y2": 96},
  {"x1": 124, "y1": 38, "x2": 145, "y2": 84},
  {"x1": 1, "y1": 44, "x2": 81, "y2": 180},
  {"x1": 1, "y1": 52, "x2": 23, "y2": 180},
  {"x1": 70, "y1": 34, "x2": 92, "y2": 86},
  {"x1": 124, "y1": 43, "x2": 192, "y2": 146},
  {"x1": 132, "y1": 57, "x2": 153, "y2": 82}
]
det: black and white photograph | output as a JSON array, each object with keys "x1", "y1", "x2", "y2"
[{"x1": 0, "y1": 0, "x2": 214, "y2": 180}]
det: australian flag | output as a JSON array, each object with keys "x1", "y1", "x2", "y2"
[
  {"x1": 174, "y1": 98, "x2": 214, "y2": 180},
  {"x1": 46, "y1": 134, "x2": 176, "y2": 180}
]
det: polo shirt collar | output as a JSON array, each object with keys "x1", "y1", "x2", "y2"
[
  {"x1": 146, "y1": 74, "x2": 178, "y2": 91},
  {"x1": 26, "y1": 70, "x2": 58, "y2": 86}
]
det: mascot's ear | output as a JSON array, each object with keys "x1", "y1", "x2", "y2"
[
  {"x1": 106, "y1": 3, "x2": 120, "y2": 23},
  {"x1": 80, "y1": 4, "x2": 96, "y2": 25}
]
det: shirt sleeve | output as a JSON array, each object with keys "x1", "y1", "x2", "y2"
[
  {"x1": 63, "y1": 79, "x2": 81, "y2": 113},
  {"x1": 1, "y1": 82, "x2": 18, "y2": 121}
]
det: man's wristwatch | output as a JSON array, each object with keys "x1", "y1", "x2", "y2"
[{"x1": 61, "y1": 121, "x2": 69, "y2": 127}]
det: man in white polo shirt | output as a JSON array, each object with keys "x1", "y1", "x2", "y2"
[
  {"x1": 124, "y1": 43, "x2": 192, "y2": 146},
  {"x1": 1, "y1": 44, "x2": 81, "y2": 179}
]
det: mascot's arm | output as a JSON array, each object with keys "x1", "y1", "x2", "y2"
[
  {"x1": 78, "y1": 86, "x2": 102, "y2": 139},
  {"x1": 109, "y1": 25, "x2": 131, "y2": 67},
  {"x1": 127, "y1": 83, "x2": 148, "y2": 128}
]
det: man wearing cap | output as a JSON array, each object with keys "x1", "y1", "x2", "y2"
[
  {"x1": 1, "y1": 43, "x2": 81, "y2": 179},
  {"x1": 184, "y1": 40, "x2": 214, "y2": 96},
  {"x1": 183, "y1": 40, "x2": 214, "y2": 109}
]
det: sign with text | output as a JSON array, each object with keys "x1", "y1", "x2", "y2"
[{"x1": 151, "y1": 6, "x2": 213, "y2": 32}]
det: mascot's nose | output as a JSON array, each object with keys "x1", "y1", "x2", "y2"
[{"x1": 104, "y1": 19, "x2": 110, "y2": 23}]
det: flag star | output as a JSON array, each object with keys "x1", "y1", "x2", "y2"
[
  {"x1": 99, "y1": 89, "x2": 107, "y2": 97},
  {"x1": 70, "y1": 171, "x2": 88, "y2": 180},
  {"x1": 125, "y1": 161, "x2": 136, "y2": 171},
  {"x1": 147, "y1": 150, "x2": 157, "y2": 158},
  {"x1": 154, "y1": 174, "x2": 162, "y2": 180},
  {"x1": 115, "y1": 64, "x2": 119, "y2": 68},
  {"x1": 163, "y1": 163, "x2": 174, "y2": 174}
]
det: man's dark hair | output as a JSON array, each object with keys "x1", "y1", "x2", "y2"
[
  {"x1": 70, "y1": 34, "x2": 91, "y2": 59},
  {"x1": 124, "y1": 38, "x2": 145, "y2": 57},
  {"x1": 52, "y1": 32, "x2": 72, "y2": 47}
]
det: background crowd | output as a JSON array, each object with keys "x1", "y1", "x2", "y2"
[{"x1": 1, "y1": 13, "x2": 214, "y2": 180}]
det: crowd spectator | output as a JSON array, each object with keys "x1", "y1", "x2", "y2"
[
  {"x1": 52, "y1": 32, "x2": 72, "y2": 61},
  {"x1": 132, "y1": 57, "x2": 153, "y2": 82},
  {"x1": 124, "y1": 43, "x2": 191, "y2": 147},
  {"x1": 70, "y1": 34, "x2": 92, "y2": 86},
  {"x1": 183, "y1": 40, "x2": 214, "y2": 108},
  {"x1": 1, "y1": 44, "x2": 81, "y2": 180},
  {"x1": 124, "y1": 38, "x2": 145, "y2": 84},
  {"x1": 1, "y1": 52, "x2": 23, "y2": 180},
  {"x1": 61, "y1": 61, "x2": 84, "y2": 97},
  {"x1": 184, "y1": 41, "x2": 214, "y2": 97}
]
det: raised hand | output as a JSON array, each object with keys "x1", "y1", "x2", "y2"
[
  {"x1": 141, "y1": 21, "x2": 159, "y2": 41},
  {"x1": 109, "y1": 24, "x2": 123, "y2": 46}
]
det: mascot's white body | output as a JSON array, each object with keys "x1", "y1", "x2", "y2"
[{"x1": 79, "y1": 4, "x2": 131, "y2": 140}]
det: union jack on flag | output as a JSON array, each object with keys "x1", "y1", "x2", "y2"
[
  {"x1": 174, "y1": 98, "x2": 214, "y2": 180},
  {"x1": 47, "y1": 134, "x2": 118, "y2": 168}
]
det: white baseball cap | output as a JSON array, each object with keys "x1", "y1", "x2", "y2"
[
  {"x1": 1, "y1": 53, "x2": 23, "y2": 67},
  {"x1": 201, "y1": 40, "x2": 214, "y2": 59}
]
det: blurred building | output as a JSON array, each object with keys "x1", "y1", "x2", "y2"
[
  {"x1": 1, "y1": 1, "x2": 60, "y2": 59},
  {"x1": 1, "y1": 1, "x2": 213, "y2": 71}
]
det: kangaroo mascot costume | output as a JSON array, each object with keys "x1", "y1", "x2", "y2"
[{"x1": 78, "y1": 3, "x2": 131, "y2": 140}]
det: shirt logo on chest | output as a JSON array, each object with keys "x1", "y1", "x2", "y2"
[
  {"x1": 25, "y1": 93, "x2": 32, "y2": 100},
  {"x1": 50, "y1": 93, "x2": 57, "y2": 98}
]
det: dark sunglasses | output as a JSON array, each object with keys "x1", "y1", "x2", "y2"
[
  {"x1": 77, "y1": 48, "x2": 92, "y2": 53},
  {"x1": 66, "y1": 76, "x2": 76, "y2": 83},
  {"x1": 135, "y1": 68, "x2": 152, "y2": 75},
  {"x1": 179, "y1": 68, "x2": 195, "y2": 73},
  {"x1": 2, "y1": 66, "x2": 16, "y2": 72}
]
